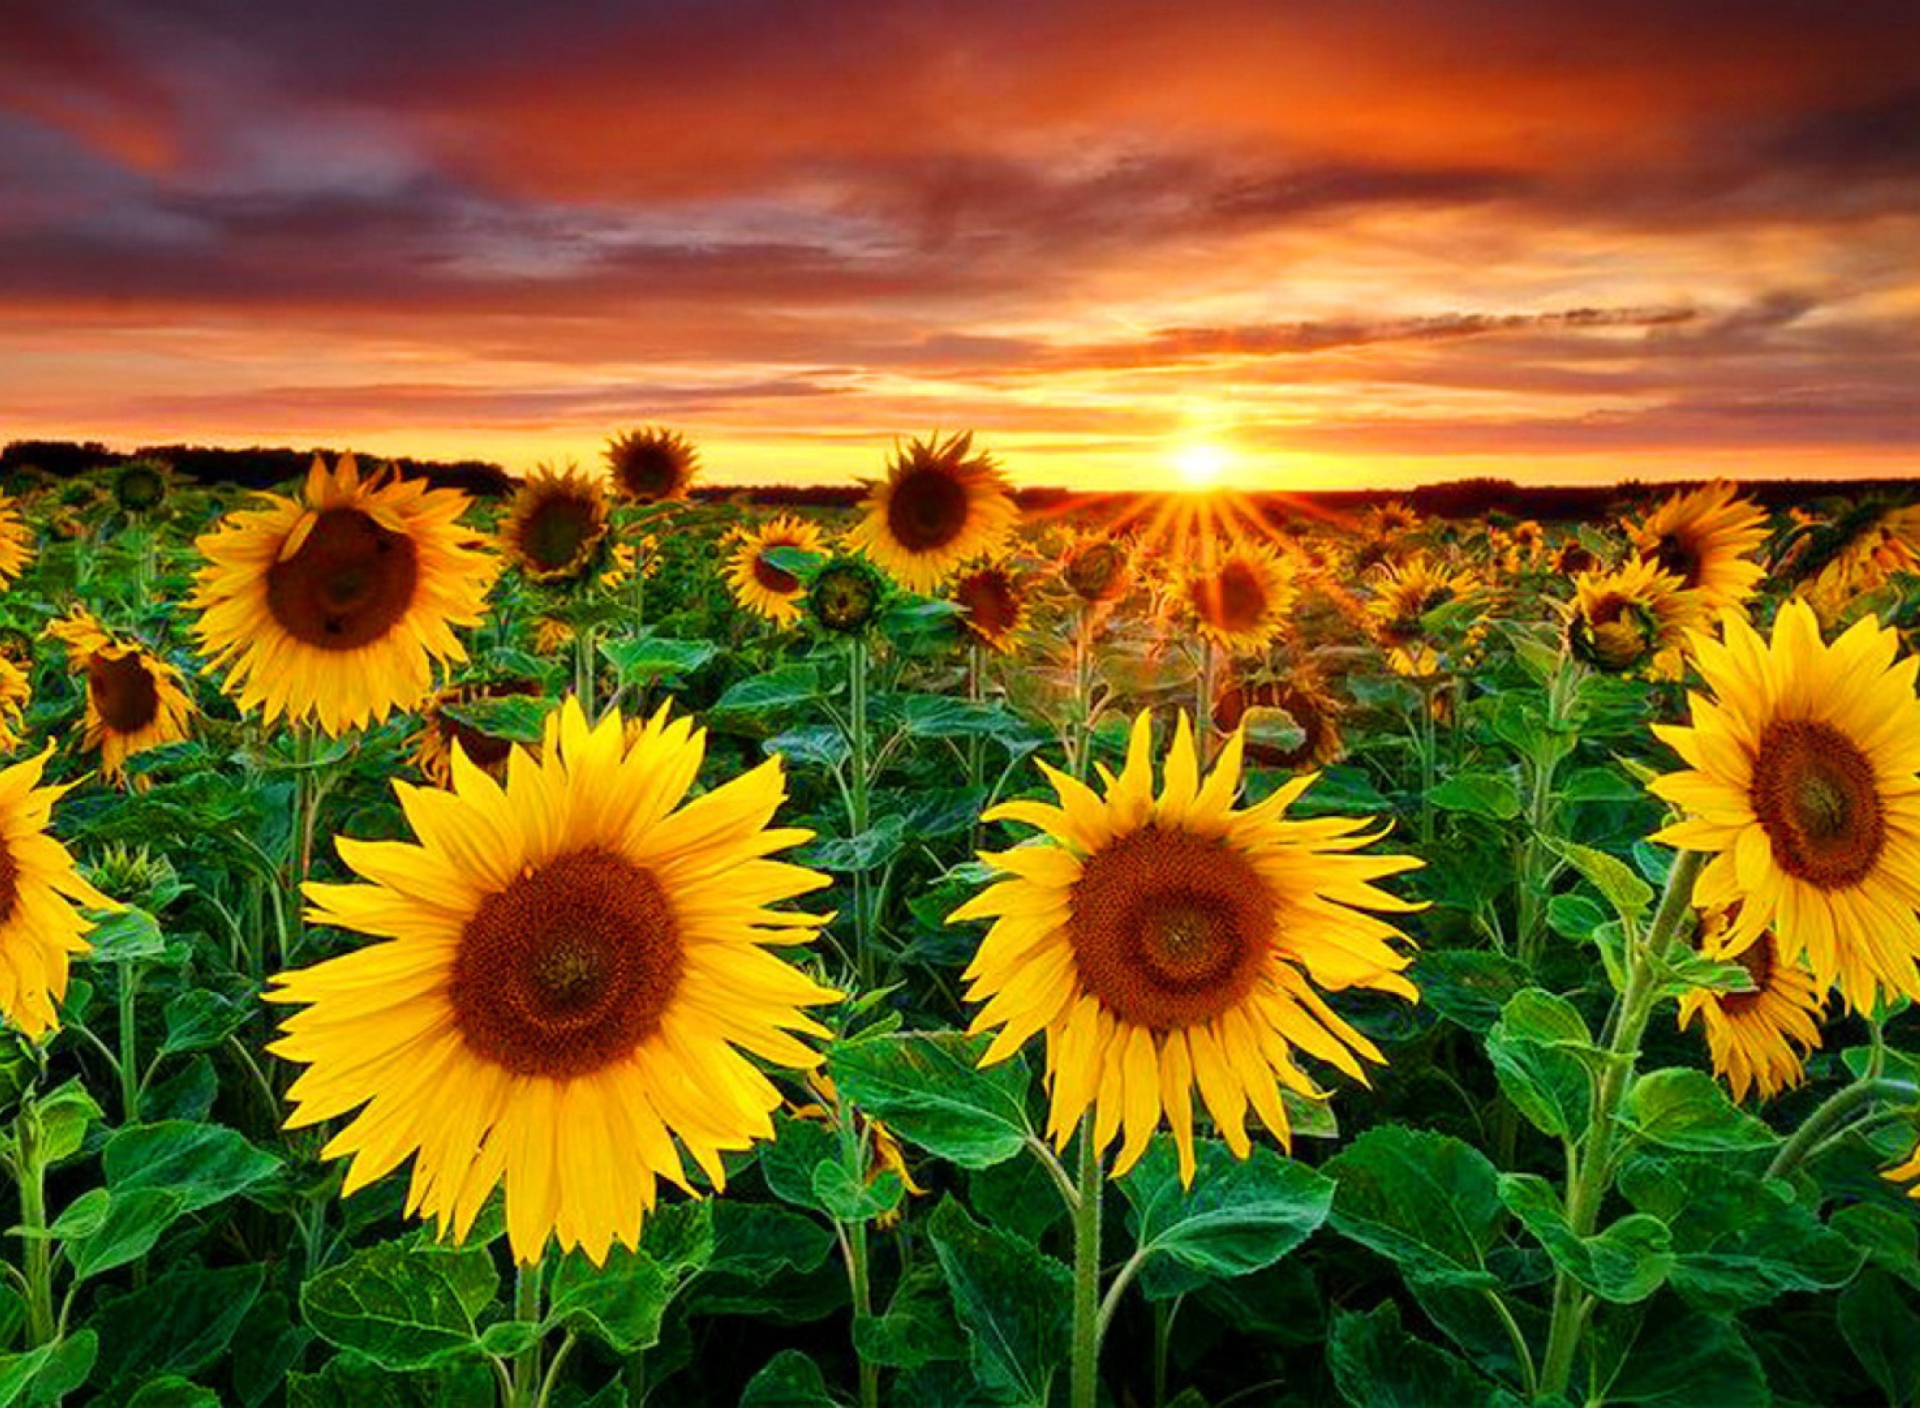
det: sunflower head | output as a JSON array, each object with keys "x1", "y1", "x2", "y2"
[
  {"x1": 843, "y1": 432, "x2": 1019, "y2": 595},
  {"x1": 1365, "y1": 553, "x2": 1483, "y2": 677},
  {"x1": 952, "y1": 563, "x2": 1030, "y2": 654},
  {"x1": 45, "y1": 608, "x2": 195, "y2": 788},
  {"x1": 1183, "y1": 545, "x2": 1294, "y2": 653},
  {"x1": 416, "y1": 679, "x2": 543, "y2": 787},
  {"x1": 1565, "y1": 557, "x2": 1687, "y2": 674},
  {"x1": 725, "y1": 515, "x2": 826, "y2": 627},
  {"x1": 951, "y1": 711, "x2": 1421, "y2": 1185},
  {"x1": 1060, "y1": 534, "x2": 1134, "y2": 607},
  {"x1": 1213, "y1": 674, "x2": 1344, "y2": 770},
  {"x1": 190, "y1": 454, "x2": 500, "y2": 735},
  {"x1": 81, "y1": 842, "x2": 181, "y2": 914},
  {"x1": 112, "y1": 459, "x2": 170, "y2": 514},
  {"x1": 1676, "y1": 907, "x2": 1823, "y2": 1103},
  {"x1": 1629, "y1": 481, "x2": 1768, "y2": 614},
  {"x1": 502, "y1": 464, "x2": 613, "y2": 585},
  {"x1": 605, "y1": 427, "x2": 699, "y2": 504},
  {"x1": 806, "y1": 555, "x2": 888, "y2": 636},
  {"x1": 270, "y1": 697, "x2": 839, "y2": 1266},
  {"x1": 0, "y1": 495, "x2": 35, "y2": 588},
  {"x1": 1556, "y1": 541, "x2": 1600, "y2": 577}
]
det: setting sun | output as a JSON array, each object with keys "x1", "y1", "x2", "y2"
[{"x1": 1173, "y1": 443, "x2": 1230, "y2": 489}]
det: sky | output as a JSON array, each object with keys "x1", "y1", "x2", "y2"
[{"x1": 2, "y1": 1, "x2": 1918, "y2": 491}]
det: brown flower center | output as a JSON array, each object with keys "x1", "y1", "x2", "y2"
[
  {"x1": 955, "y1": 570, "x2": 1020, "y2": 644},
  {"x1": 1068, "y1": 827, "x2": 1273, "y2": 1030},
  {"x1": 1719, "y1": 933, "x2": 1776, "y2": 1017},
  {"x1": 1065, "y1": 541, "x2": 1127, "y2": 603},
  {"x1": 1193, "y1": 560, "x2": 1271, "y2": 636},
  {"x1": 450, "y1": 847, "x2": 682, "y2": 1078},
  {"x1": 88, "y1": 652, "x2": 160, "y2": 734},
  {"x1": 751, "y1": 543, "x2": 802, "y2": 595},
  {"x1": 1749, "y1": 719, "x2": 1885, "y2": 890},
  {"x1": 1649, "y1": 533, "x2": 1702, "y2": 590},
  {"x1": 266, "y1": 508, "x2": 420, "y2": 650},
  {"x1": 885, "y1": 467, "x2": 970, "y2": 552},
  {"x1": 0, "y1": 838, "x2": 17, "y2": 925},
  {"x1": 516, "y1": 490, "x2": 602, "y2": 576}
]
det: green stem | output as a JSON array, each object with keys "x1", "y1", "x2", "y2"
[
  {"x1": 848, "y1": 635, "x2": 874, "y2": 990},
  {"x1": 573, "y1": 625, "x2": 598, "y2": 719},
  {"x1": 13, "y1": 1104, "x2": 55, "y2": 1348},
  {"x1": 966, "y1": 640, "x2": 986, "y2": 795},
  {"x1": 840, "y1": 1114, "x2": 879, "y2": 1408},
  {"x1": 1537, "y1": 848, "x2": 1704, "y2": 1399},
  {"x1": 1766, "y1": 1077, "x2": 1920, "y2": 1183},
  {"x1": 1152, "y1": 1297, "x2": 1179, "y2": 1408},
  {"x1": 1414, "y1": 682, "x2": 1438, "y2": 845},
  {"x1": 1068, "y1": 606, "x2": 1096, "y2": 784},
  {"x1": 1483, "y1": 1289, "x2": 1538, "y2": 1401},
  {"x1": 117, "y1": 961, "x2": 140, "y2": 1123},
  {"x1": 1195, "y1": 636, "x2": 1217, "y2": 767},
  {"x1": 1070, "y1": 1122, "x2": 1105, "y2": 1408},
  {"x1": 508, "y1": 1259, "x2": 544, "y2": 1408}
]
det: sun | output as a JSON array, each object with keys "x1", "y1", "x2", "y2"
[{"x1": 1173, "y1": 443, "x2": 1229, "y2": 489}]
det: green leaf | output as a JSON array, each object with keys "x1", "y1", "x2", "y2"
[
  {"x1": 27, "y1": 1329, "x2": 96, "y2": 1404},
  {"x1": 286, "y1": 1353, "x2": 494, "y2": 1408},
  {"x1": 1560, "y1": 766, "x2": 1644, "y2": 802},
  {"x1": 1484, "y1": 989, "x2": 1597, "y2": 1139},
  {"x1": 1413, "y1": 951, "x2": 1531, "y2": 1034},
  {"x1": 764, "y1": 725, "x2": 849, "y2": 770},
  {"x1": 1832, "y1": 1203, "x2": 1920, "y2": 1290},
  {"x1": 1593, "y1": 1308, "x2": 1768, "y2": 1407},
  {"x1": 599, "y1": 634, "x2": 720, "y2": 683},
  {"x1": 1497, "y1": 1174, "x2": 1672, "y2": 1303},
  {"x1": 103, "y1": 1121, "x2": 281, "y2": 1212},
  {"x1": 926, "y1": 1197, "x2": 1071, "y2": 1407},
  {"x1": 740, "y1": 1349, "x2": 836, "y2": 1408},
  {"x1": 1326, "y1": 1126, "x2": 1507, "y2": 1291},
  {"x1": 159, "y1": 989, "x2": 252, "y2": 1058},
  {"x1": 797, "y1": 815, "x2": 908, "y2": 873},
  {"x1": 760, "y1": 1111, "x2": 841, "y2": 1215},
  {"x1": 82, "y1": 906, "x2": 168, "y2": 962},
  {"x1": 1328, "y1": 1301, "x2": 1515, "y2": 1408},
  {"x1": 547, "y1": 1234, "x2": 706, "y2": 1355},
  {"x1": 853, "y1": 1262, "x2": 969, "y2": 1370},
  {"x1": 1426, "y1": 773, "x2": 1522, "y2": 822},
  {"x1": 300, "y1": 1241, "x2": 498, "y2": 1372},
  {"x1": 125, "y1": 1377, "x2": 221, "y2": 1408},
  {"x1": 434, "y1": 694, "x2": 550, "y2": 745},
  {"x1": 1543, "y1": 839, "x2": 1653, "y2": 931},
  {"x1": 702, "y1": 1201, "x2": 837, "y2": 1285},
  {"x1": 1840, "y1": 1268, "x2": 1920, "y2": 1403},
  {"x1": 812, "y1": 1161, "x2": 904, "y2": 1224},
  {"x1": 67, "y1": 1187, "x2": 190, "y2": 1281},
  {"x1": 34, "y1": 1080, "x2": 103, "y2": 1164},
  {"x1": 1544, "y1": 893, "x2": 1608, "y2": 942},
  {"x1": 92, "y1": 1263, "x2": 261, "y2": 1388},
  {"x1": 887, "y1": 694, "x2": 1018, "y2": 740},
  {"x1": 0, "y1": 1346, "x2": 55, "y2": 1408},
  {"x1": 827, "y1": 1032, "x2": 1034, "y2": 1170},
  {"x1": 713, "y1": 665, "x2": 825, "y2": 720},
  {"x1": 1618, "y1": 1070, "x2": 1778, "y2": 1154},
  {"x1": 1119, "y1": 1136, "x2": 1335, "y2": 1298},
  {"x1": 1651, "y1": 949, "x2": 1754, "y2": 999}
]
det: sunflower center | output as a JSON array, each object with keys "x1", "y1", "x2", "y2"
[
  {"x1": 88, "y1": 652, "x2": 160, "y2": 734},
  {"x1": 751, "y1": 547, "x2": 801, "y2": 595},
  {"x1": 1068, "y1": 827, "x2": 1273, "y2": 1030},
  {"x1": 0, "y1": 839, "x2": 16, "y2": 926},
  {"x1": 1719, "y1": 934, "x2": 1775, "y2": 1017},
  {"x1": 450, "y1": 847, "x2": 682, "y2": 1078},
  {"x1": 1749, "y1": 719, "x2": 1885, "y2": 889},
  {"x1": 811, "y1": 563, "x2": 882, "y2": 633},
  {"x1": 1065, "y1": 541, "x2": 1126, "y2": 602},
  {"x1": 1649, "y1": 534, "x2": 1702, "y2": 590},
  {"x1": 886, "y1": 468, "x2": 969, "y2": 552},
  {"x1": 266, "y1": 508, "x2": 420, "y2": 651},
  {"x1": 956, "y1": 571, "x2": 1019, "y2": 641},
  {"x1": 518, "y1": 492, "x2": 600, "y2": 575}
]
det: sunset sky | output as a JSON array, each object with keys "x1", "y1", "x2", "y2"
[{"x1": 3, "y1": 2, "x2": 1917, "y2": 491}]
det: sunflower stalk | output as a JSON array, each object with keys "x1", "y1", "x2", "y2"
[
  {"x1": 116, "y1": 959, "x2": 141, "y2": 1124},
  {"x1": 1069, "y1": 1121, "x2": 1105, "y2": 1408},
  {"x1": 1538, "y1": 846, "x2": 1705, "y2": 1399},
  {"x1": 1765, "y1": 1076, "x2": 1920, "y2": 1183},
  {"x1": 507, "y1": 1258, "x2": 545, "y2": 1408},
  {"x1": 836, "y1": 1107, "x2": 881, "y2": 1408},
  {"x1": 847, "y1": 635, "x2": 875, "y2": 990},
  {"x1": 7, "y1": 1097, "x2": 56, "y2": 1349},
  {"x1": 1195, "y1": 634, "x2": 1216, "y2": 768}
]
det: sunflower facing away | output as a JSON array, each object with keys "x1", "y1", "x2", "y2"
[
  {"x1": 45, "y1": 609, "x2": 195, "y2": 788},
  {"x1": 0, "y1": 749, "x2": 116, "y2": 1039},
  {"x1": 844, "y1": 432, "x2": 1019, "y2": 595},
  {"x1": 952, "y1": 562, "x2": 1030, "y2": 654},
  {"x1": 1184, "y1": 544, "x2": 1294, "y2": 654},
  {"x1": 1059, "y1": 532, "x2": 1135, "y2": 608},
  {"x1": 1629, "y1": 480, "x2": 1768, "y2": 615},
  {"x1": 501, "y1": 464, "x2": 614, "y2": 586},
  {"x1": 1677, "y1": 906, "x2": 1824, "y2": 1103},
  {"x1": 1213, "y1": 673, "x2": 1345, "y2": 771},
  {"x1": 191, "y1": 454, "x2": 500, "y2": 735},
  {"x1": 269, "y1": 698, "x2": 840, "y2": 1265},
  {"x1": 724, "y1": 515, "x2": 826, "y2": 627},
  {"x1": 951, "y1": 711, "x2": 1421, "y2": 1185},
  {"x1": 0, "y1": 494, "x2": 34, "y2": 587},
  {"x1": 1650, "y1": 600, "x2": 1920, "y2": 1013},
  {"x1": 605, "y1": 426, "x2": 699, "y2": 504}
]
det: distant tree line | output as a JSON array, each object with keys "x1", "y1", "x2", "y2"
[{"x1": 0, "y1": 440, "x2": 514, "y2": 498}]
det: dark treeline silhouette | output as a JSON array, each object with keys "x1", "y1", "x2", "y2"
[{"x1": 1, "y1": 440, "x2": 514, "y2": 498}]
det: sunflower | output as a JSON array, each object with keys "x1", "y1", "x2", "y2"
[
  {"x1": 1365, "y1": 553, "x2": 1483, "y2": 678},
  {"x1": 605, "y1": 427, "x2": 699, "y2": 504},
  {"x1": 1629, "y1": 480, "x2": 1767, "y2": 615},
  {"x1": 1183, "y1": 544, "x2": 1294, "y2": 654},
  {"x1": 952, "y1": 563, "x2": 1030, "y2": 654},
  {"x1": 724, "y1": 515, "x2": 826, "y2": 627},
  {"x1": 415, "y1": 680, "x2": 543, "y2": 787},
  {"x1": 951, "y1": 711, "x2": 1421, "y2": 1185},
  {"x1": 268, "y1": 698, "x2": 839, "y2": 1266},
  {"x1": 1565, "y1": 557, "x2": 1691, "y2": 675},
  {"x1": 190, "y1": 454, "x2": 500, "y2": 735},
  {"x1": 0, "y1": 748, "x2": 116, "y2": 1039},
  {"x1": 1650, "y1": 600, "x2": 1920, "y2": 1013},
  {"x1": 45, "y1": 608, "x2": 195, "y2": 787},
  {"x1": 0, "y1": 657, "x2": 29, "y2": 753},
  {"x1": 1059, "y1": 533, "x2": 1135, "y2": 608},
  {"x1": 1213, "y1": 673, "x2": 1344, "y2": 770},
  {"x1": 843, "y1": 432, "x2": 1018, "y2": 595},
  {"x1": 1787, "y1": 501, "x2": 1920, "y2": 626},
  {"x1": 111, "y1": 459, "x2": 171, "y2": 515},
  {"x1": 501, "y1": 464, "x2": 614, "y2": 586},
  {"x1": 805, "y1": 555, "x2": 888, "y2": 636},
  {"x1": 1677, "y1": 907, "x2": 1823, "y2": 1103},
  {"x1": 0, "y1": 494, "x2": 34, "y2": 587}
]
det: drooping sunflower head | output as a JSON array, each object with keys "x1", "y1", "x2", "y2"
[
  {"x1": 951, "y1": 711, "x2": 1421, "y2": 1185},
  {"x1": 415, "y1": 679, "x2": 543, "y2": 787},
  {"x1": 805, "y1": 555, "x2": 888, "y2": 636},
  {"x1": 270, "y1": 697, "x2": 840, "y2": 1266},
  {"x1": 1651, "y1": 600, "x2": 1920, "y2": 1013},
  {"x1": 190, "y1": 454, "x2": 501, "y2": 736},
  {"x1": 0, "y1": 748, "x2": 116, "y2": 1039},
  {"x1": 1565, "y1": 557, "x2": 1690, "y2": 674},
  {"x1": 1213, "y1": 673, "x2": 1344, "y2": 771},
  {"x1": 1556, "y1": 540, "x2": 1600, "y2": 577},
  {"x1": 1784, "y1": 501, "x2": 1920, "y2": 626},
  {"x1": 1365, "y1": 553, "x2": 1483, "y2": 677},
  {"x1": 724, "y1": 515, "x2": 826, "y2": 627},
  {"x1": 1676, "y1": 906, "x2": 1824, "y2": 1104},
  {"x1": 1629, "y1": 480, "x2": 1768, "y2": 614},
  {"x1": 111, "y1": 459, "x2": 171, "y2": 515},
  {"x1": 501, "y1": 464, "x2": 613, "y2": 586},
  {"x1": 844, "y1": 432, "x2": 1019, "y2": 595},
  {"x1": 1182, "y1": 544, "x2": 1294, "y2": 653},
  {"x1": 1059, "y1": 533, "x2": 1135, "y2": 607},
  {"x1": 605, "y1": 426, "x2": 699, "y2": 504},
  {"x1": 0, "y1": 494, "x2": 35, "y2": 587},
  {"x1": 952, "y1": 562, "x2": 1030, "y2": 654},
  {"x1": 45, "y1": 608, "x2": 195, "y2": 788}
]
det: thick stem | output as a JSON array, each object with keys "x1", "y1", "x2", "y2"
[
  {"x1": 1766, "y1": 1077, "x2": 1920, "y2": 1183},
  {"x1": 13, "y1": 1106, "x2": 55, "y2": 1348},
  {"x1": 573, "y1": 626, "x2": 597, "y2": 720},
  {"x1": 848, "y1": 635, "x2": 874, "y2": 991},
  {"x1": 1070, "y1": 1123, "x2": 1105, "y2": 1408},
  {"x1": 837, "y1": 1108, "x2": 880, "y2": 1408},
  {"x1": 117, "y1": 962, "x2": 141, "y2": 1124},
  {"x1": 508, "y1": 1259, "x2": 544, "y2": 1408},
  {"x1": 1195, "y1": 636, "x2": 1216, "y2": 767},
  {"x1": 1069, "y1": 606, "x2": 1096, "y2": 784}
]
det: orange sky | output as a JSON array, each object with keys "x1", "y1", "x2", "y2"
[{"x1": 3, "y1": 2, "x2": 1917, "y2": 490}]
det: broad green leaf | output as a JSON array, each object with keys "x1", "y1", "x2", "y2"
[
  {"x1": 797, "y1": 816, "x2": 908, "y2": 873},
  {"x1": 1832, "y1": 1203, "x2": 1920, "y2": 1289},
  {"x1": 812, "y1": 1161, "x2": 904, "y2": 1224},
  {"x1": 1484, "y1": 989, "x2": 1597, "y2": 1139},
  {"x1": 300, "y1": 1241, "x2": 497, "y2": 1372},
  {"x1": 1545, "y1": 893, "x2": 1608, "y2": 942},
  {"x1": 1618, "y1": 1070, "x2": 1777, "y2": 1154},
  {"x1": 67, "y1": 1187, "x2": 190, "y2": 1281},
  {"x1": 599, "y1": 634, "x2": 720, "y2": 683},
  {"x1": 1593, "y1": 1308, "x2": 1768, "y2": 1407},
  {"x1": 1426, "y1": 773, "x2": 1522, "y2": 822},
  {"x1": 286, "y1": 1353, "x2": 495, "y2": 1408},
  {"x1": 827, "y1": 1032, "x2": 1034, "y2": 1170},
  {"x1": 1328, "y1": 1301, "x2": 1517, "y2": 1408},
  {"x1": 434, "y1": 694, "x2": 550, "y2": 745},
  {"x1": 83, "y1": 906, "x2": 168, "y2": 962},
  {"x1": 49, "y1": 1187, "x2": 111, "y2": 1242},
  {"x1": 927, "y1": 1197, "x2": 1071, "y2": 1407},
  {"x1": 1119, "y1": 1137, "x2": 1334, "y2": 1299},
  {"x1": 1498, "y1": 1174, "x2": 1672, "y2": 1303},
  {"x1": 92, "y1": 1263, "x2": 261, "y2": 1388},
  {"x1": 888, "y1": 694, "x2": 1015, "y2": 740},
  {"x1": 740, "y1": 1349, "x2": 836, "y2": 1407},
  {"x1": 764, "y1": 725, "x2": 849, "y2": 770},
  {"x1": 1326, "y1": 1125, "x2": 1507, "y2": 1291},
  {"x1": 703, "y1": 1201, "x2": 836, "y2": 1284},
  {"x1": 159, "y1": 989, "x2": 252, "y2": 1057},
  {"x1": 853, "y1": 1262, "x2": 970, "y2": 1370},
  {"x1": 1413, "y1": 951, "x2": 1530, "y2": 1033},
  {"x1": 27, "y1": 1330, "x2": 96, "y2": 1404},
  {"x1": 1561, "y1": 766, "x2": 1643, "y2": 802},
  {"x1": 759, "y1": 1112, "x2": 841, "y2": 1215},
  {"x1": 1544, "y1": 838, "x2": 1652, "y2": 930},
  {"x1": 713, "y1": 665, "x2": 825, "y2": 719},
  {"x1": 103, "y1": 1121, "x2": 282, "y2": 1212},
  {"x1": 0, "y1": 1346, "x2": 54, "y2": 1408},
  {"x1": 548, "y1": 1232, "x2": 707, "y2": 1355},
  {"x1": 1839, "y1": 1268, "x2": 1920, "y2": 1403},
  {"x1": 126, "y1": 1377, "x2": 220, "y2": 1408},
  {"x1": 35, "y1": 1079, "x2": 103, "y2": 1163}
]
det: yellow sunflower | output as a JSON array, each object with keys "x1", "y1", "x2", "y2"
[
  {"x1": 1059, "y1": 533, "x2": 1135, "y2": 608},
  {"x1": 1183, "y1": 545, "x2": 1294, "y2": 654},
  {"x1": 1365, "y1": 553, "x2": 1483, "y2": 678},
  {"x1": 0, "y1": 748, "x2": 116, "y2": 1039},
  {"x1": 1629, "y1": 480, "x2": 1767, "y2": 615},
  {"x1": 724, "y1": 515, "x2": 826, "y2": 627},
  {"x1": 1650, "y1": 600, "x2": 1920, "y2": 1013},
  {"x1": 1565, "y1": 557, "x2": 1692, "y2": 675},
  {"x1": 268, "y1": 698, "x2": 840, "y2": 1266},
  {"x1": 501, "y1": 464, "x2": 614, "y2": 585},
  {"x1": 415, "y1": 680, "x2": 543, "y2": 787},
  {"x1": 952, "y1": 563, "x2": 1030, "y2": 654},
  {"x1": 0, "y1": 494, "x2": 34, "y2": 587},
  {"x1": 1213, "y1": 673, "x2": 1344, "y2": 771},
  {"x1": 605, "y1": 426, "x2": 699, "y2": 504},
  {"x1": 190, "y1": 454, "x2": 500, "y2": 736},
  {"x1": 0, "y1": 657, "x2": 30, "y2": 753},
  {"x1": 843, "y1": 432, "x2": 1019, "y2": 595},
  {"x1": 1677, "y1": 908, "x2": 1823, "y2": 1103},
  {"x1": 952, "y1": 711, "x2": 1421, "y2": 1185},
  {"x1": 1790, "y1": 502, "x2": 1920, "y2": 626},
  {"x1": 45, "y1": 609, "x2": 195, "y2": 788}
]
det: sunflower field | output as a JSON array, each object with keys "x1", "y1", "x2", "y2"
[{"x1": 0, "y1": 436, "x2": 1917, "y2": 1408}]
